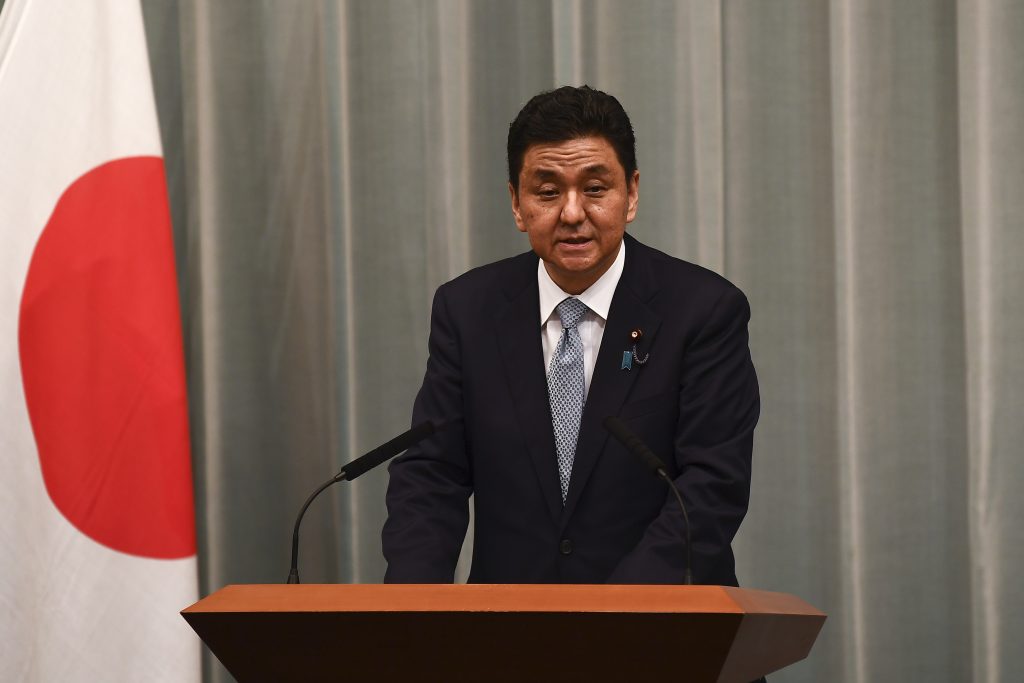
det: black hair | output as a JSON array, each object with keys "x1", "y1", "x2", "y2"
[{"x1": 507, "y1": 85, "x2": 637, "y2": 191}]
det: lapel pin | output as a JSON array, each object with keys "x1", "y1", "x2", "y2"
[
  {"x1": 630, "y1": 328, "x2": 649, "y2": 366},
  {"x1": 622, "y1": 328, "x2": 649, "y2": 369}
]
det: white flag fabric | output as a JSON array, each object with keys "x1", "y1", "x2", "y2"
[{"x1": 0, "y1": 1, "x2": 200, "y2": 680}]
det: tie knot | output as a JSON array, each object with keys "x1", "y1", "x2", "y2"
[{"x1": 556, "y1": 297, "x2": 589, "y2": 329}]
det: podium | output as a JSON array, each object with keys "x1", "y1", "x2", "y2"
[{"x1": 182, "y1": 584, "x2": 825, "y2": 682}]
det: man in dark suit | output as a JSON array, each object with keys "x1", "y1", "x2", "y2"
[{"x1": 383, "y1": 86, "x2": 759, "y2": 586}]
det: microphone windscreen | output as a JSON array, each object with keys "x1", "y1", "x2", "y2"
[{"x1": 342, "y1": 420, "x2": 436, "y2": 481}]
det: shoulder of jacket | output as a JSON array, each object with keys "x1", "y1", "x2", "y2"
[{"x1": 627, "y1": 234, "x2": 744, "y2": 300}]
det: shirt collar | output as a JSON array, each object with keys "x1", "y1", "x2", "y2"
[{"x1": 538, "y1": 239, "x2": 626, "y2": 324}]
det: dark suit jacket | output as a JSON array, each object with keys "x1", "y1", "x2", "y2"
[{"x1": 383, "y1": 234, "x2": 759, "y2": 585}]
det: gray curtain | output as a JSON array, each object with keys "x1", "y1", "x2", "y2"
[{"x1": 141, "y1": 1, "x2": 1024, "y2": 681}]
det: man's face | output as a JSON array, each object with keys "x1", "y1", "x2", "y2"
[{"x1": 509, "y1": 136, "x2": 639, "y2": 295}]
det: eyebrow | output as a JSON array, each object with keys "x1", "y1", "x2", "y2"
[{"x1": 530, "y1": 164, "x2": 614, "y2": 180}]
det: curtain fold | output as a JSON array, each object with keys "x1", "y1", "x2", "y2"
[
  {"x1": 139, "y1": 1, "x2": 1024, "y2": 680},
  {"x1": 957, "y1": 2, "x2": 1024, "y2": 681},
  {"x1": 829, "y1": 2, "x2": 971, "y2": 681}
]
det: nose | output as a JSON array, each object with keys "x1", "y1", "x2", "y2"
[{"x1": 560, "y1": 190, "x2": 585, "y2": 226}]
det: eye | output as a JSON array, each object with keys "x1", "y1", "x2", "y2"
[
  {"x1": 585, "y1": 184, "x2": 606, "y2": 194},
  {"x1": 537, "y1": 187, "x2": 559, "y2": 198}
]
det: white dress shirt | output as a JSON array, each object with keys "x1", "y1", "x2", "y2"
[{"x1": 538, "y1": 241, "x2": 626, "y2": 399}]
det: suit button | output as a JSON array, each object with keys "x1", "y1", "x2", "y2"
[{"x1": 559, "y1": 539, "x2": 573, "y2": 555}]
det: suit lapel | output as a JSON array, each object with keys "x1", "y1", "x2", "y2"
[
  {"x1": 560, "y1": 236, "x2": 662, "y2": 529},
  {"x1": 494, "y1": 254, "x2": 563, "y2": 524}
]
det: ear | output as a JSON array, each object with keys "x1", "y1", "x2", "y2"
[
  {"x1": 625, "y1": 170, "x2": 640, "y2": 223},
  {"x1": 509, "y1": 182, "x2": 526, "y2": 232}
]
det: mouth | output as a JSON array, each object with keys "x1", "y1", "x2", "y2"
[{"x1": 559, "y1": 236, "x2": 592, "y2": 247}]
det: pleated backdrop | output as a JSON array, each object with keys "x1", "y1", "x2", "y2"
[{"x1": 138, "y1": 1, "x2": 1023, "y2": 681}]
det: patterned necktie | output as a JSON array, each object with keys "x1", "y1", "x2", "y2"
[{"x1": 548, "y1": 297, "x2": 589, "y2": 503}]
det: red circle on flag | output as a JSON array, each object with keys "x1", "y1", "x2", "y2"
[{"x1": 18, "y1": 156, "x2": 196, "y2": 559}]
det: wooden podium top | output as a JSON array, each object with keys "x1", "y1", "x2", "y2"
[{"x1": 184, "y1": 582, "x2": 821, "y2": 617}]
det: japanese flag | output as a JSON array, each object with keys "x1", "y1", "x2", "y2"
[{"x1": 0, "y1": 0, "x2": 199, "y2": 680}]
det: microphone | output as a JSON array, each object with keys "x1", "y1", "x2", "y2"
[
  {"x1": 603, "y1": 416, "x2": 693, "y2": 585},
  {"x1": 338, "y1": 420, "x2": 437, "y2": 481},
  {"x1": 286, "y1": 420, "x2": 437, "y2": 584}
]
